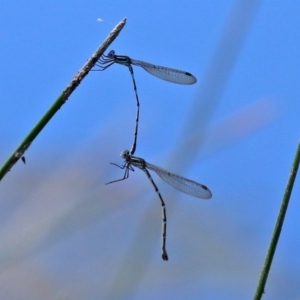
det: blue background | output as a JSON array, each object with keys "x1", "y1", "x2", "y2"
[{"x1": 0, "y1": 1, "x2": 300, "y2": 299}]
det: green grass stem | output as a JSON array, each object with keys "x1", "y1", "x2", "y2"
[
  {"x1": 0, "y1": 18, "x2": 126, "y2": 182},
  {"x1": 254, "y1": 140, "x2": 300, "y2": 299}
]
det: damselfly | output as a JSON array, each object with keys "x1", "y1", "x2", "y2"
[
  {"x1": 95, "y1": 50, "x2": 197, "y2": 156},
  {"x1": 106, "y1": 150, "x2": 212, "y2": 261}
]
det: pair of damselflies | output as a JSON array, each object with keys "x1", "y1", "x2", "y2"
[{"x1": 96, "y1": 50, "x2": 212, "y2": 261}]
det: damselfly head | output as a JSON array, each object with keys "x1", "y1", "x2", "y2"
[
  {"x1": 120, "y1": 150, "x2": 130, "y2": 159},
  {"x1": 107, "y1": 50, "x2": 115, "y2": 58}
]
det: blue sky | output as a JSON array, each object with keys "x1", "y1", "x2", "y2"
[{"x1": 1, "y1": 1, "x2": 300, "y2": 299}]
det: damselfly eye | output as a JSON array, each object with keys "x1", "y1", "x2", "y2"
[
  {"x1": 107, "y1": 50, "x2": 115, "y2": 58},
  {"x1": 120, "y1": 150, "x2": 129, "y2": 159}
]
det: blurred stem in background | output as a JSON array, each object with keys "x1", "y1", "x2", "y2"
[
  {"x1": 0, "y1": 18, "x2": 126, "y2": 182},
  {"x1": 254, "y1": 140, "x2": 300, "y2": 299}
]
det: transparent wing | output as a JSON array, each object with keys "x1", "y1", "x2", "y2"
[
  {"x1": 130, "y1": 59, "x2": 197, "y2": 85},
  {"x1": 145, "y1": 162, "x2": 212, "y2": 199}
]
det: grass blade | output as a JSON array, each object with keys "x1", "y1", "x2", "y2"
[
  {"x1": 254, "y1": 140, "x2": 300, "y2": 299},
  {"x1": 0, "y1": 18, "x2": 127, "y2": 181}
]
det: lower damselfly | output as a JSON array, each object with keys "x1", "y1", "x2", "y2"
[{"x1": 106, "y1": 150, "x2": 212, "y2": 261}]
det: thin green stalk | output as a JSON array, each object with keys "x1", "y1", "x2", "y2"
[
  {"x1": 0, "y1": 18, "x2": 126, "y2": 182},
  {"x1": 254, "y1": 140, "x2": 300, "y2": 299}
]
